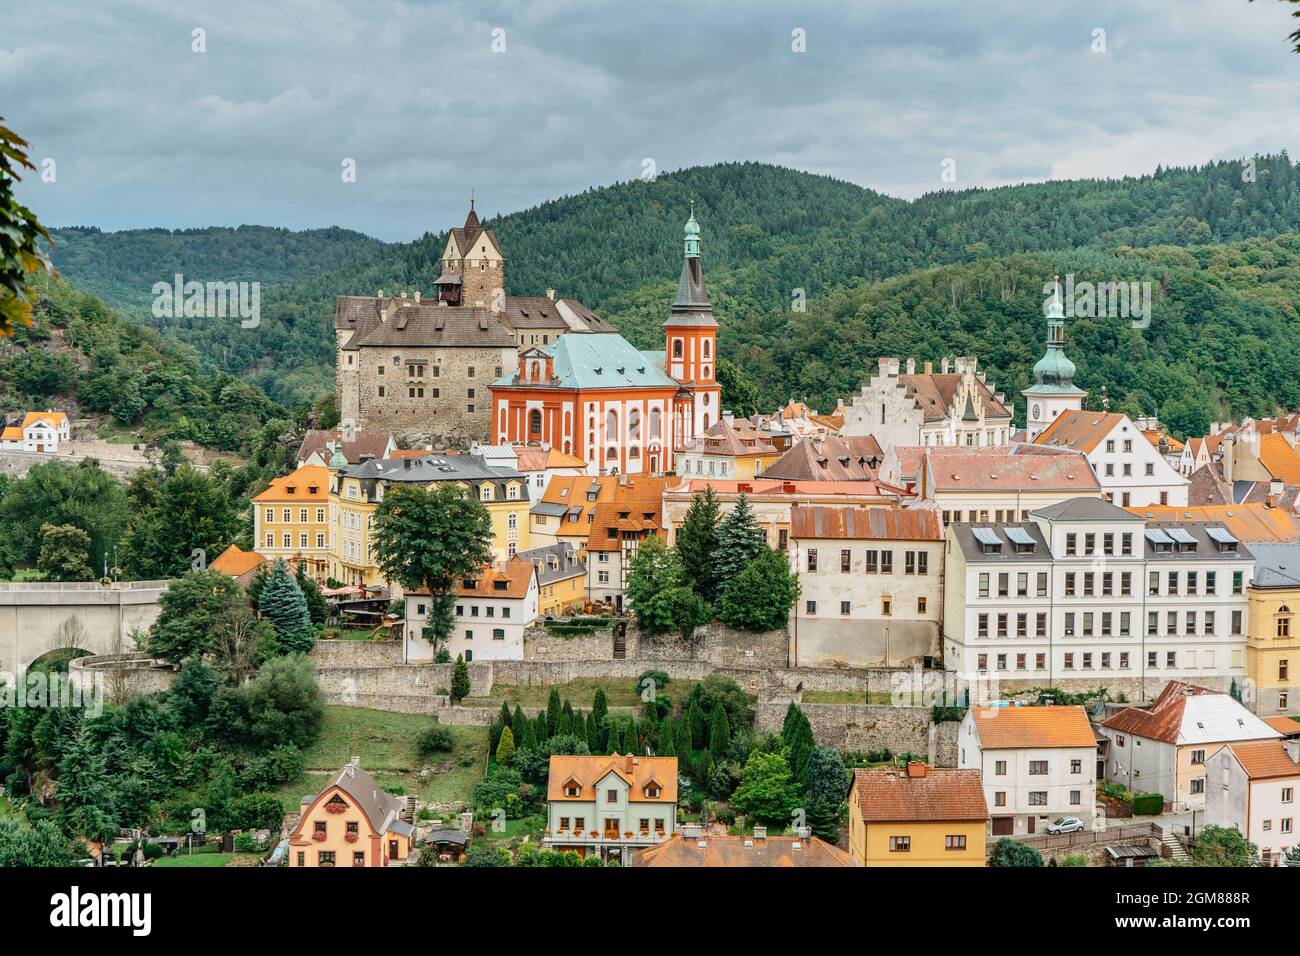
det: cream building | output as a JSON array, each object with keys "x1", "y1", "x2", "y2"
[{"x1": 1205, "y1": 738, "x2": 1300, "y2": 865}]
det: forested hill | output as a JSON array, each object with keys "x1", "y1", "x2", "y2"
[
  {"x1": 40, "y1": 155, "x2": 1300, "y2": 414},
  {"x1": 46, "y1": 224, "x2": 390, "y2": 311}
]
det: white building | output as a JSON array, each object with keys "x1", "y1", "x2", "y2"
[
  {"x1": 1205, "y1": 738, "x2": 1300, "y2": 865},
  {"x1": 403, "y1": 557, "x2": 538, "y2": 663},
  {"x1": 0, "y1": 411, "x2": 70, "y2": 452},
  {"x1": 843, "y1": 356, "x2": 1013, "y2": 455},
  {"x1": 1100, "y1": 681, "x2": 1281, "y2": 811},
  {"x1": 1034, "y1": 410, "x2": 1189, "y2": 507},
  {"x1": 789, "y1": 504, "x2": 944, "y2": 668},
  {"x1": 958, "y1": 705, "x2": 1099, "y2": 837},
  {"x1": 942, "y1": 497, "x2": 1254, "y2": 687}
]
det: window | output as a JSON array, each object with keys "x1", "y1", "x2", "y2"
[
  {"x1": 945, "y1": 835, "x2": 967, "y2": 851},
  {"x1": 806, "y1": 549, "x2": 818, "y2": 572},
  {"x1": 841, "y1": 549, "x2": 851, "y2": 573},
  {"x1": 888, "y1": 836, "x2": 911, "y2": 852},
  {"x1": 840, "y1": 600, "x2": 851, "y2": 616},
  {"x1": 881, "y1": 596, "x2": 892, "y2": 616},
  {"x1": 918, "y1": 596, "x2": 927, "y2": 614},
  {"x1": 806, "y1": 600, "x2": 817, "y2": 615},
  {"x1": 994, "y1": 791, "x2": 1006, "y2": 807},
  {"x1": 606, "y1": 789, "x2": 618, "y2": 803},
  {"x1": 994, "y1": 760, "x2": 1007, "y2": 775},
  {"x1": 1028, "y1": 791, "x2": 1048, "y2": 806},
  {"x1": 1028, "y1": 760, "x2": 1048, "y2": 775}
]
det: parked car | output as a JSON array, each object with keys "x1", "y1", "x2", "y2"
[{"x1": 1045, "y1": 817, "x2": 1085, "y2": 834}]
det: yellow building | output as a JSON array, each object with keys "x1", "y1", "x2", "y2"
[
  {"x1": 252, "y1": 465, "x2": 332, "y2": 581},
  {"x1": 328, "y1": 451, "x2": 531, "y2": 590},
  {"x1": 1246, "y1": 543, "x2": 1300, "y2": 715},
  {"x1": 519, "y1": 542, "x2": 588, "y2": 617},
  {"x1": 287, "y1": 760, "x2": 414, "y2": 867},
  {"x1": 847, "y1": 764, "x2": 988, "y2": 867}
]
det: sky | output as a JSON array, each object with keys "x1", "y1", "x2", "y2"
[{"x1": 6, "y1": 0, "x2": 1300, "y2": 241}]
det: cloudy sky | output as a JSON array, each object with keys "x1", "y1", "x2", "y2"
[{"x1": 6, "y1": 0, "x2": 1299, "y2": 241}]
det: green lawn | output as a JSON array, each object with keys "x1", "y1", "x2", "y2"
[
  {"x1": 318, "y1": 626, "x2": 387, "y2": 642},
  {"x1": 153, "y1": 852, "x2": 265, "y2": 868},
  {"x1": 274, "y1": 704, "x2": 488, "y2": 807}
]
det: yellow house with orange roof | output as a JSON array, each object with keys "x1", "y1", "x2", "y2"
[
  {"x1": 252, "y1": 465, "x2": 332, "y2": 581},
  {"x1": 0, "y1": 411, "x2": 70, "y2": 452}
]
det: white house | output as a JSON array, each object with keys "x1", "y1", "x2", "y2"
[
  {"x1": 1035, "y1": 410, "x2": 1189, "y2": 507},
  {"x1": 1100, "y1": 681, "x2": 1281, "y2": 811},
  {"x1": 403, "y1": 556, "x2": 538, "y2": 663},
  {"x1": 942, "y1": 497, "x2": 1254, "y2": 686},
  {"x1": 1205, "y1": 738, "x2": 1300, "y2": 865},
  {"x1": 0, "y1": 411, "x2": 70, "y2": 452},
  {"x1": 958, "y1": 705, "x2": 1099, "y2": 837}
]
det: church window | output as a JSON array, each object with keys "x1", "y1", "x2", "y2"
[
  {"x1": 529, "y1": 409, "x2": 543, "y2": 435},
  {"x1": 703, "y1": 339, "x2": 711, "y2": 358},
  {"x1": 606, "y1": 447, "x2": 618, "y2": 460},
  {"x1": 606, "y1": 410, "x2": 619, "y2": 438},
  {"x1": 672, "y1": 339, "x2": 683, "y2": 358},
  {"x1": 629, "y1": 409, "x2": 641, "y2": 439},
  {"x1": 650, "y1": 408, "x2": 661, "y2": 438}
]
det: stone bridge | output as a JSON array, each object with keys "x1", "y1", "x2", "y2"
[{"x1": 0, "y1": 580, "x2": 170, "y2": 675}]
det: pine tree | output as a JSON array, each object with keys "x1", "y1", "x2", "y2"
[
  {"x1": 295, "y1": 562, "x2": 330, "y2": 624},
  {"x1": 495, "y1": 726, "x2": 516, "y2": 766},
  {"x1": 498, "y1": 700, "x2": 513, "y2": 730},
  {"x1": 674, "y1": 717, "x2": 692, "y2": 759},
  {"x1": 708, "y1": 702, "x2": 731, "y2": 764},
  {"x1": 546, "y1": 687, "x2": 563, "y2": 737},
  {"x1": 625, "y1": 719, "x2": 640, "y2": 754},
  {"x1": 657, "y1": 719, "x2": 677, "y2": 757},
  {"x1": 533, "y1": 713, "x2": 549, "y2": 744},
  {"x1": 782, "y1": 705, "x2": 816, "y2": 782},
  {"x1": 511, "y1": 706, "x2": 529, "y2": 750},
  {"x1": 676, "y1": 487, "x2": 721, "y2": 602},
  {"x1": 451, "y1": 655, "x2": 471, "y2": 702},
  {"x1": 592, "y1": 689, "x2": 609, "y2": 749},
  {"x1": 713, "y1": 494, "x2": 767, "y2": 586},
  {"x1": 687, "y1": 698, "x2": 707, "y2": 750},
  {"x1": 585, "y1": 712, "x2": 599, "y2": 753},
  {"x1": 56, "y1": 729, "x2": 119, "y2": 842},
  {"x1": 257, "y1": 559, "x2": 316, "y2": 654}
]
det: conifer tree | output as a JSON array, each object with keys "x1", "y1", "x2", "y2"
[
  {"x1": 257, "y1": 559, "x2": 316, "y2": 654},
  {"x1": 674, "y1": 717, "x2": 692, "y2": 759},
  {"x1": 687, "y1": 697, "x2": 707, "y2": 750},
  {"x1": 585, "y1": 712, "x2": 599, "y2": 753},
  {"x1": 657, "y1": 719, "x2": 677, "y2": 757},
  {"x1": 708, "y1": 702, "x2": 731, "y2": 764},
  {"x1": 451, "y1": 654, "x2": 471, "y2": 702},
  {"x1": 782, "y1": 704, "x2": 816, "y2": 782},
  {"x1": 511, "y1": 706, "x2": 529, "y2": 750},
  {"x1": 592, "y1": 689, "x2": 609, "y2": 748},
  {"x1": 546, "y1": 687, "x2": 563, "y2": 737},
  {"x1": 533, "y1": 713, "x2": 549, "y2": 745},
  {"x1": 495, "y1": 726, "x2": 516, "y2": 767},
  {"x1": 676, "y1": 487, "x2": 721, "y2": 602},
  {"x1": 713, "y1": 494, "x2": 767, "y2": 586},
  {"x1": 295, "y1": 562, "x2": 330, "y2": 624}
]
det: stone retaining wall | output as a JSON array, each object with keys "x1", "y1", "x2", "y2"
[
  {"x1": 310, "y1": 638, "x2": 405, "y2": 668},
  {"x1": 67, "y1": 653, "x2": 178, "y2": 702},
  {"x1": 755, "y1": 702, "x2": 960, "y2": 766},
  {"x1": 635, "y1": 623, "x2": 787, "y2": 668}
]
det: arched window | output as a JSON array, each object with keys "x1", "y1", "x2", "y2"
[
  {"x1": 629, "y1": 408, "x2": 641, "y2": 439},
  {"x1": 564, "y1": 410, "x2": 571, "y2": 435},
  {"x1": 629, "y1": 446, "x2": 640, "y2": 459},
  {"x1": 529, "y1": 409, "x2": 543, "y2": 435},
  {"x1": 703, "y1": 339, "x2": 711, "y2": 358},
  {"x1": 650, "y1": 408, "x2": 661, "y2": 438},
  {"x1": 530, "y1": 361, "x2": 541, "y2": 380},
  {"x1": 606, "y1": 409, "x2": 618, "y2": 438},
  {"x1": 702, "y1": 413, "x2": 710, "y2": 429},
  {"x1": 672, "y1": 339, "x2": 683, "y2": 358},
  {"x1": 606, "y1": 446, "x2": 618, "y2": 460}
]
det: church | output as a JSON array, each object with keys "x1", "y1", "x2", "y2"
[{"x1": 488, "y1": 205, "x2": 722, "y2": 475}]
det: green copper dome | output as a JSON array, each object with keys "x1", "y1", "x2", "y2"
[
  {"x1": 1030, "y1": 280, "x2": 1080, "y2": 390},
  {"x1": 327, "y1": 446, "x2": 348, "y2": 469},
  {"x1": 683, "y1": 203, "x2": 701, "y2": 258}
]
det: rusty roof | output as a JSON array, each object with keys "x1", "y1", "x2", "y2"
[
  {"x1": 851, "y1": 766, "x2": 988, "y2": 822},
  {"x1": 790, "y1": 504, "x2": 941, "y2": 541}
]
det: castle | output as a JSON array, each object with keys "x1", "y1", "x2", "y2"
[
  {"x1": 334, "y1": 201, "x2": 721, "y2": 472},
  {"x1": 334, "y1": 200, "x2": 616, "y2": 447}
]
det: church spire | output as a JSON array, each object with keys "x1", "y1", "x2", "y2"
[
  {"x1": 664, "y1": 203, "x2": 716, "y2": 328},
  {"x1": 683, "y1": 198, "x2": 701, "y2": 259},
  {"x1": 1032, "y1": 275, "x2": 1076, "y2": 388}
]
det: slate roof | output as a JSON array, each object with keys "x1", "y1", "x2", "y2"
[
  {"x1": 1246, "y1": 542, "x2": 1300, "y2": 588},
  {"x1": 352, "y1": 304, "x2": 515, "y2": 349},
  {"x1": 1031, "y1": 497, "x2": 1143, "y2": 522},
  {"x1": 949, "y1": 522, "x2": 1053, "y2": 563},
  {"x1": 517, "y1": 542, "x2": 586, "y2": 585},
  {"x1": 850, "y1": 766, "x2": 988, "y2": 822}
]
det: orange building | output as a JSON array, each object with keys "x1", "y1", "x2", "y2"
[
  {"x1": 287, "y1": 760, "x2": 415, "y2": 867},
  {"x1": 490, "y1": 207, "x2": 721, "y2": 475},
  {"x1": 252, "y1": 465, "x2": 331, "y2": 580}
]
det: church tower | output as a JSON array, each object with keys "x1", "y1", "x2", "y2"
[
  {"x1": 664, "y1": 203, "x2": 721, "y2": 440},
  {"x1": 1022, "y1": 277, "x2": 1087, "y2": 440}
]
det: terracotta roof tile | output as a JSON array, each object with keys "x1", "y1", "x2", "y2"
[
  {"x1": 1259, "y1": 433, "x2": 1300, "y2": 484},
  {"x1": 631, "y1": 833, "x2": 855, "y2": 867},
  {"x1": 1124, "y1": 503, "x2": 1300, "y2": 543},
  {"x1": 1034, "y1": 410, "x2": 1125, "y2": 453},
  {"x1": 970, "y1": 706, "x2": 1097, "y2": 749},
  {"x1": 1227, "y1": 739, "x2": 1300, "y2": 779},
  {"x1": 252, "y1": 465, "x2": 332, "y2": 503},
  {"x1": 547, "y1": 754, "x2": 677, "y2": 803},
  {"x1": 210, "y1": 544, "x2": 266, "y2": 578},
  {"x1": 1262, "y1": 716, "x2": 1300, "y2": 738},
  {"x1": 851, "y1": 765, "x2": 987, "y2": 822},
  {"x1": 763, "y1": 435, "x2": 882, "y2": 482}
]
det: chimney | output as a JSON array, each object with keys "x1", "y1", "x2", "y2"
[
  {"x1": 923, "y1": 360, "x2": 933, "y2": 374},
  {"x1": 377, "y1": 289, "x2": 383, "y2": 299},
  {"x1": 906, "y1": 358, "x2": 916, "y2": 375},
  {"x1": 404, "y1": 458, "x2": 413, "y2": 469},
  {"x1": 680, "y1": 824, "x2": 702, "y2": 839},
  {"x1": 722, "y1": 410, "x2": 735, "y2": 427},
  {"x1": 906, "y1": 761, "x2": 928, "y2": 778},
  {"x1": 625, "y1": 754, "x2": 635, "y2": 773},
  {"x1": 1284, "y1": 739, "x2": 1299, "y2": 764},
  {"x1": 1271, "y1": 477, "x2": 1284, "y2": 497},
  {"x1": 1221, "y1": 433, "x2": 1235, "y2": 483},
  {"x1": 414, "y1": 290, "x2": 421, "y2": 303},
  {"x1": 796, "y1": 826, "x2": 811, "y2": 840},
  {"x1": 752, "y1": 825, "x2": 766, "y2": 841},
  {"x1": 941, "y1": 357, "x2": 950, "y2": 374},
  {"x1": 546, "y1": 288, "x2": 556, "y2": 300}
]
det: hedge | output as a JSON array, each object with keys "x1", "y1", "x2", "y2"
[{"x1": 1130, "y1": 792, "x2": 1164, "y2": 816}]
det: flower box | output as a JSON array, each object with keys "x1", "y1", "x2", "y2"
[
  {"x1": 312, "y1": 830, "x2": 327, "y2": 842},
  {"x1": 345, "y1": 832, "x2": 359, "y2": 843},
  {"x1": 325, "y1": 803, "x2": 347, "y2": 814}
]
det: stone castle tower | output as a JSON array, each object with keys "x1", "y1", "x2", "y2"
[{"x1": 433, "y1": 199, "x2": 506, "y2": 310}]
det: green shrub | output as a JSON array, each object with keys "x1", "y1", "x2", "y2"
[
  {"x1": 417, "y1": 723, "x2": 455, "y2": 757},
  {"x1": 1131, "y1": 792, "x2": 1164, "y2": 816},
  {"x1": 233, "y1": 833, "x2": 259, "y2": 853}
]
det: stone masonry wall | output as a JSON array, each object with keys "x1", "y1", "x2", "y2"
[{"x1": 756, "y1": 702, "x2": 960, "y2": 767}]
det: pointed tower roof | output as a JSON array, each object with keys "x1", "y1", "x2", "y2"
[
  {"x1": 461, "y1": 199, "x2": 482, "y2": 245},
  {"x1": 665, "y1": 203, "x2": 718, "y2": 329},
  {"x1": 1025, "y1": 277, "x2": 1086, "y2": 397}
]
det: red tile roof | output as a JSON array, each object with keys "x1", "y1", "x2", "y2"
[
  {"x1": 1228, "y1": 739, "x2": 1300, "y2": 780},
  {"x1": 789, "y1": 504, "x2": 941, "y2": 541},
  {"x1": 851, "y1": 765, "x2": 988, "y2": 822},
  {"x1": 631, "y1": 833, "x2": 855, "y2": 867},
  {"x1": 969, "y1": 706, "x2": 1097, "y2": 749}
]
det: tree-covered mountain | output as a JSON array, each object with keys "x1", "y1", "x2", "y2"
[
  {"x1": 0, "y1": 276, "x2": 291, "y2": 454},
  {"x1": 46, "y1": 224, "x2": 390, "y2": 311},
  {"x1": 40, "y1": 156, "x2": 1300, "y2": 421}
]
